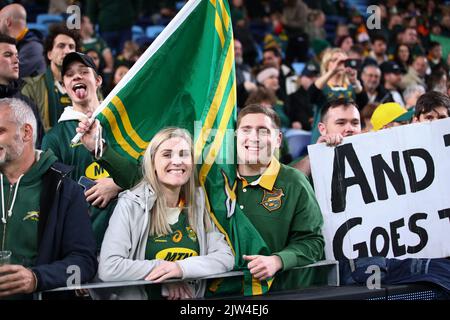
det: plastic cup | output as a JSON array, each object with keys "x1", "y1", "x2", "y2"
[{"x1": 0, "y1": 250, "x2": 12, "y2": 266}]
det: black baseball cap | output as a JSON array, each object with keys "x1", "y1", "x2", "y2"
[
  {"x1": 380, "y1": 61, "x2": 402, "y2": 74},
  {"x1": 62, "y1": 52, "x2": 97, "y2": 77},
  {"x1": 301, "y1": 63, "x2": 320, "y2": 77}
]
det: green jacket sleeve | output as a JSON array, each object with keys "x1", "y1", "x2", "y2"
[
  {"x1": 98, "y1": 145, "x2": 142, "y2": 190},
  {"x1": 274, "y1": 173, "x2": 324, "y2": 270},
  {"x1": 41, "y1": 128, "x2": 65, "y2": 162}
]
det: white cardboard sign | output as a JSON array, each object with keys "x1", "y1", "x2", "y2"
[{"x1": 309, "y1": 118, "x2": 450, "y2": 260}]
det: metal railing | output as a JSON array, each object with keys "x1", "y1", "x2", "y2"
[{"x1": 36, "y1": 260, "x2": 339, "y2": 300}]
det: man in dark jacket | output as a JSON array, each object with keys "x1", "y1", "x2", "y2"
[
  {"x1": 0, "y1": 97, "x2": 97, "y2": 299},
  {"x1": 0, "y1": 34, "x2": 44, "y2": 147},
  {"x1": 0, "y1": 3, "x2": 46, "y2": 78}
]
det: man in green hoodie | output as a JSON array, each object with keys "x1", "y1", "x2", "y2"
[
  {"x1": 0, "y1": 98, "x2": 97, "y2": 299},
  {"x1": 42, "y1": 52, "x2": 122, "y2": 249}
]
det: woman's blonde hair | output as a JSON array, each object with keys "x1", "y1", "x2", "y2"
[
  {"x1": 142, "y1": 127, "x2": 205, "y2": 236},
  {"x1": 320, "y1": 48, "x2": 350, "y2": 85}
]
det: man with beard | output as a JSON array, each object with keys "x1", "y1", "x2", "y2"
[{"x1": 0, "y1": 98, "x2": 97, "y2": 299}]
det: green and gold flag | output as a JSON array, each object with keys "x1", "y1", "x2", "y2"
[{"x1": 88, "y1": 0, "x2": 273, "y2": 295}]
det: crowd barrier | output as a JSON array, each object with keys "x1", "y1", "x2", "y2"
[{"x1": 36, "y1": 260, "x2": 339, "y2": 300}]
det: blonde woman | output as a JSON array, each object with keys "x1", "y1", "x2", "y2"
[
  {"x1": 98, "y1": 127, "x2": 234, "y2": 300},
  {"x1": 309, "y1": 48, "x2": 363, "y2": 142}
]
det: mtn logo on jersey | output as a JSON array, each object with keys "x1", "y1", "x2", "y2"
[
  {"x1": 260, "y1": 187, "x2": 284, "y2": 212},
  {"x1": 155, "y1": 248, "x2": 198, "y2": 261},
  {"x1": 85, "y1": 162, "x2": 110, "y2": 180}
]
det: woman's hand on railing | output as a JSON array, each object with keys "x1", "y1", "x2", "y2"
[{"x1": 145, "y1": 261, "x2": 183, "y2": 283}]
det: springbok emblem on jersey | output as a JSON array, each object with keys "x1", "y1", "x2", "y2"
[{"x1": 261, "y1": 188, "x2": 284, "y2": 212}]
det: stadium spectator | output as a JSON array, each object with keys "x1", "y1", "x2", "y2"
[
  {"x1": 42, "y1": 52, "x2": 121, "y2": 250},
  {"x1": 305, "y1": 9, "x2": 327, "y2": 42},
  {"x1": 380, "y1": 61, "x2": 405, "y2": 106},
  {"x1": 403, "y1": 84, "x2": 426, "y2": 110},
  {"x1": 104, "y1": 61, "x2": 131, "y2": 97},
  {"x1": 413, "y1": 90, "x2": 450, "y2": 123},
  {"x1": 48, "y1": 0, "x2": 71, "y2": 14},
  {"x1": 292, "y1": 98, "x2": 362, "y2": 177},
  {"x1": 427, "y1": 68, "x2": 448, "y2": 94},
  {"x1": 236, "y1": 104, "x2": 324, "y2": 291},
  {"x1": 262, "y1": 47, "x2": 296, "y2": 103},
  {"x1": 360, "y1": 102, "x2": 378, "y2": 133},
  {"x1": 400, "y1": 54, "x2": 429, "y2": 90},
  {"x1": 282, "y1": 0, "x2": 310, "y2": 63},
  {"x1": 255, "y1": 66, "x2": 291, "y2": 129},
  {"x1": 115, "y1": 40, "x2": 140, "y2": 66},
  {"x1": 368, "y1": 34, "x2": 389, "y2": 65},
  {"x1": 0, "y1": 34, "x2": 44, "y2": 147},
  {"x1": 401, "y1": 27, "x2": 425, "y2": 56},
  {"x1": 356, "y1": 64, "x2": 393, "y2": 108},
  {"x1": 0, "y1": 3, "x2": 45, "y2": 78},
  {"x1": 86, "y1": 0, "x2": 139, "y2": 55},
  {"x1": 393, "y1": 44, "x2": 412, "y2": 74},
  {"x1": 235, "y1": 38, "x2": 257, "y2": 110},
  {"x1": 244, "y1": 87, "x2": 292, "y2": 164},
  {"x1": 80, "y1": 15, "x2": 114, "y2": 75},
  {"x1": 427, "y1": 41, "x2": 445, "y2": 70},
  {"x1": 336, "y1": 35, "x2": 354, "y2": 55},
  {"x1": 0, "y1": 97, "x2": 97, "y2": 299},
  {"x1": 308, "y1": 48, "x2": 362, "y2": 143},
  {"x1": 370, "y1": 102, "x2": 414, "y2": 131},
  {"x1": 286, "y1": 62, "x2": 319, "y2": 131},
  {"x1": 97, "y1": 127, "x2": 234, "y2": 299},
  {"x1": 21, "y1": 24, "x2": 81, "y2": 131}
]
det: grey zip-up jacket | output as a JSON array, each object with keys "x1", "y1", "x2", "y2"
[{"x1": 97, "y1": 182, "x2": 234, "y2": 299}]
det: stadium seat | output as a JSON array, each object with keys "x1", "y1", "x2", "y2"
[
  {"x1": 132, "y1": 25, "x2": 144, "y2": 41},
  {"x1": 27, "y1": 22, "x2": 48, "y2": 37},
  {"x1": 146, "y1": 25, "x2": 165, "y2": 39},
  {"x1": 36, "y1": 13, "x2": 64, "y2": 25},
  {"x1": 284, "y1": 129, "x2": 312, "y2": 159},
  {"x1": 291, "y1": 62, "x2": 305, "y2": 75}
]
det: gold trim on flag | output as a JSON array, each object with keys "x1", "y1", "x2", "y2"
[
  {"x1": 218, "y1": 0, "x2": 230, "y2": 29},
  {"x1": 111, "y1": 96, "x2": 149, "y2": 150},
  {"x1": 194, "y1": 39, "x2": 234, "y2": 163},
  {"x1": 199, "y1": 78, "x2": 236, "y2": 185},
  {"x1": 101, "y1": 107, "x2": 143, "y2": 160}
]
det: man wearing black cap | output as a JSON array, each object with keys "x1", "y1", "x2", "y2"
[
  {"x1": 285, "y1": 63, "x2": 319, "y2": 131},
  {"x1": 21, "y1": 24, "x2": 81, "y2": 132},
  {"x1": 42, "y1": 52, "x2": 121, "y2": 251},
  {"x1": 380, "y1": 61, "x2": 405, "y2": 106}
]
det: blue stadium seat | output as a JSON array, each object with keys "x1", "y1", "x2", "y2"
[
  {"x1": 146, "y1": 25, "x2": 165, "y2": 39},
  {"x1": 27, "y1": 22, "x2": 48, "y2": 37},
  {"x1": 291, "y1": 62, "x2": 305, "y2": 75},
  {"x1": 132, "y1": 25, "x2": 144, "y2": 41},
  {"x1": 36, "y1": 13, "x2": 64, "y2": 25},
  {"x1": 284, "y1": 130, "x2": 312, "y2": 159}
]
